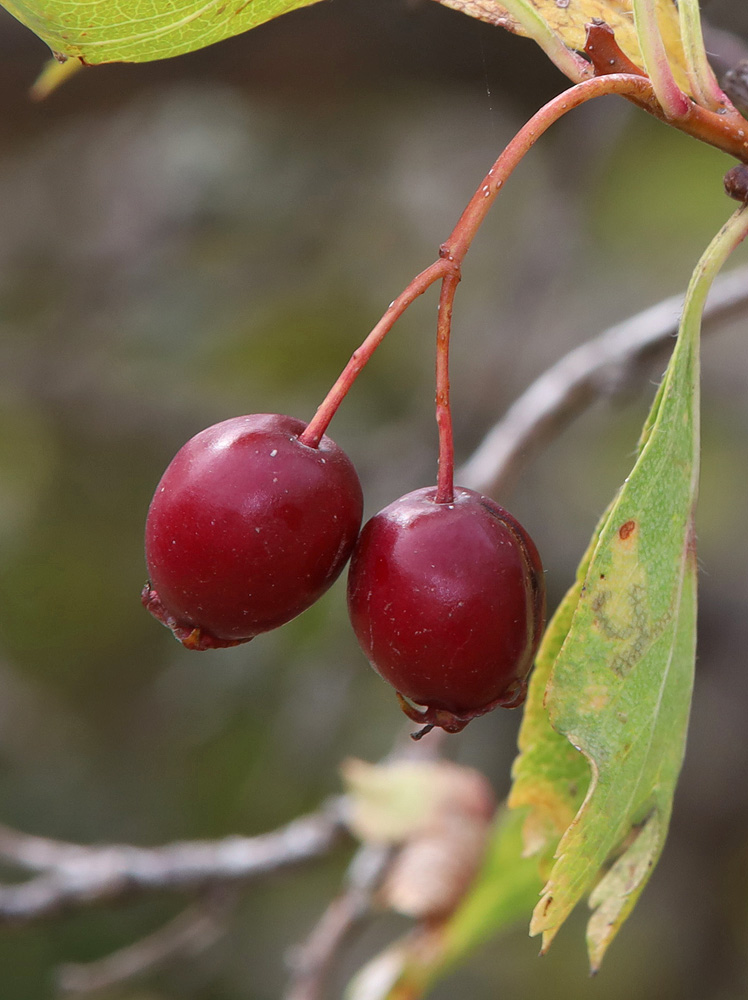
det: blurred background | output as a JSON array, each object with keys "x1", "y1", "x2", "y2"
[{"x1": 0, "y1": 0, "x2": 747, "y2": 996}]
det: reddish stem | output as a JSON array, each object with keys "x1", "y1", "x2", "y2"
[
  {"x1": 435, "y1": 272, "x2": 460, "y2": 504},
  {"x1": 300, "y1": 260, "x2": 449, "y2": 447},
  {"x1": 301, "y1": 73, "x2": 655, "y2": 448},
  {"x1": 583, "y1": 23, "x2": 748, "y2": 162},
  {"x1": 442, "y1": 74, "x2": 654, "y2": 261}
]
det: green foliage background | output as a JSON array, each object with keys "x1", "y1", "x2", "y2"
[{"x1": 0, "y1": 0, "x2": 747, "y2": 997}]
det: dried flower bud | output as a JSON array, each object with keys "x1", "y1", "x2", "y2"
[{"x1": 342, "y1": 758, "x2": 495, "y2": 920}]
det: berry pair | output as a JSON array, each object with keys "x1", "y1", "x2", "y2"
[{"x1": 143, "y1": 414, "x2": 545, "y2": 731}]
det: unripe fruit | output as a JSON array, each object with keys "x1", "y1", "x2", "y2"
[
  {"x1": 143, "y1": 414, "x2": 363, "y2": 649},
  {"x1": 347, "y1": 486, "x2": 545, "y2": 733}
]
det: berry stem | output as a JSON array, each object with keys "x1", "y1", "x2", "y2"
[
  {"x1": 303, "y1": 73, "x2": 663, "y2": 446},
  {"x1": 435, "y1": 271, "x2": 459, "y2": 504},
  {"x1": 300, "y1": 259, "x2": 449, "y2": 448},
  {"x1": 440, "y1": 73, "x2": 654, "y2": 262}
]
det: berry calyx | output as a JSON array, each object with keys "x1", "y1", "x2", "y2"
[
  {"x1": 143, "y1": 413, "x2": 363, "y2": 649},
  {"x1": 347, "y1": 486, "x2": 545, "y2": 734}
]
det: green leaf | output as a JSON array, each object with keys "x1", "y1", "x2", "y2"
[
  {"x1": 507, "y1": 512, "x2": 604, "y2": 862},
  {"x1": 440, "y1": 806, "x2": 543, "y2": 963},
  {"x1": 509, "y1": 204, "x2": 748, "y2": 970},
  {"x1": 1, "y1": 0, "x2": 322, "y2": 64}
]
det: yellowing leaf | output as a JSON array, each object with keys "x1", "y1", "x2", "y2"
[
  {"x1": 519, "y1": 269, "x2": 700, "y2": 966},
  {"x1": 507, "y1": 205, "x2": 748, "y2": 971},
  {"x1": 1, "y1": 0, "x2": 323, "y2": 64},
  {"x1": 508, "y1": 512, "x2": 604, "y2": 861},
  {"x1": 534, "y1": 513, "x2": 698, "y2": 964},
  {"x1": 434, "y1": 0, "x2": 691, "y2": 91}
]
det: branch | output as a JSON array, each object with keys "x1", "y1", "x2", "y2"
[
  {"x1": 0, "y1": 799, "x2": 349, "y2": 924},
  {"x1": 283, "y1": 843, "x2": 393, "y2": 1000},
  {"x1": 282, "y1": 725, "x2": 448, "y2": 1000},
  {"x1": 458, "y1": 263, "x2": 748, "y2": 497},
  {"x1": 56, "y1": 890, "x2": 235, "y2": 995}
]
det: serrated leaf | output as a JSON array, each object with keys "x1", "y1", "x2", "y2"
[
  {"x1": 528, "y1": 271, "x2": 700, "y2": 965},
  {"x1": 1, "y1": 0, "x2": 322, "y2": 64},
  {"x1": 433, "y1": 0, "x2": 690, "y2": 91},
  {"x1": 507, "y1": 509, "x2": 606, "y2": 861},
  {"x1": 507, "y1": 205, "x2": 748, "y2": 971},
  {"x1": 536, "y1": 522, "x2": 697, "y2": 964}
]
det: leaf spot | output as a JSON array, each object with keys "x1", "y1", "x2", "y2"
[{"x1": 618, "y1": 520, "x2": 636, "y2": 541}]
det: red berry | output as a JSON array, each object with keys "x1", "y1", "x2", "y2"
[
  {"x1": 143, "y1": 414, "x2": 363, "y2": 649},
  {"x1": 347, "y1": 486, "x2": 545, "y2": 734}
]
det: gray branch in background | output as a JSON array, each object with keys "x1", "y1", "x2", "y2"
[
  {"x1": 0, "y1": 799, "x2": 349, "y2": 924},
  {"x1": 459, "y1": 264, "x2": 748, "y2": 497},
  {"x1": 283, "y1": 843, "x2": 394, "y2": 1000},
  {"x1": 281, "y1": 718, "x2": 449, "y2": 1000},
  {"x1": 56, "y1": 890, "x2": 235, "y2": 995}
]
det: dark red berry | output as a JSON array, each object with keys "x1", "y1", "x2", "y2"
[
  {"x1": 347, "y1": 486, "x2": 545, "y2": 734},
  {"x1": 143, "y1": 413, "x2": 363, "y2": 649}
]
